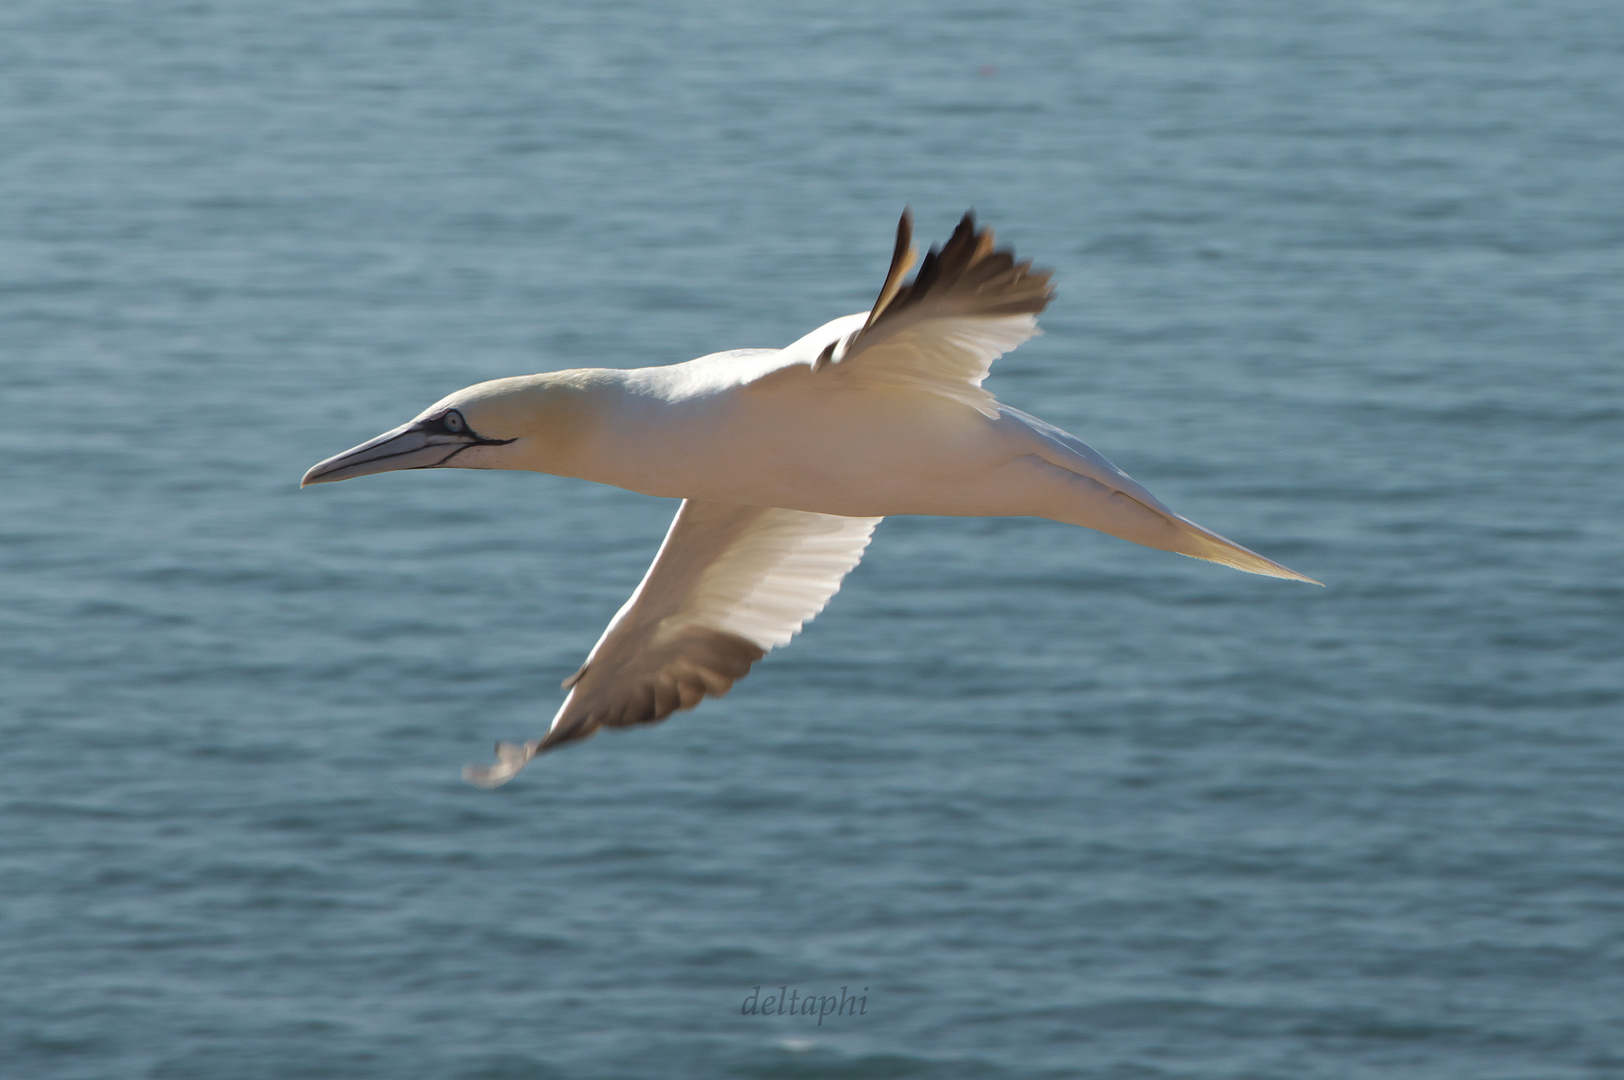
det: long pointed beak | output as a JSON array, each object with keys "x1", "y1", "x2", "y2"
[{"x1": 301, "y1": 422, "x2": 472, "y2": 486}]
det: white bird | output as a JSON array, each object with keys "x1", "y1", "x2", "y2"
[{"x1": 303, "y1": 211, "x2": 1317, "y2": 787}]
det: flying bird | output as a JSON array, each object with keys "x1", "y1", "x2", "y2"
[{"x1": 303, "y1": 210, "x2": 1317, "y2": 786}]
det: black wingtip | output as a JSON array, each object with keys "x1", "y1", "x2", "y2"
[
  {"x1": 861, "y1": 207, "x2": 1052, "y2": 325},
  {"x1": 892, "y1": 207, "x2": 914, "y2": 267}
]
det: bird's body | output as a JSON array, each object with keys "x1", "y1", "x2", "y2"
[
  {"x1": 304, "y1": 211, "x2": 1316, "y2": 786},
  {"x1": 519, "y1": 357, "x2": 1066, "y2": 517}
]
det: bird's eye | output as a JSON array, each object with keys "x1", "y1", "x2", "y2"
[{"x1": 443, "y1": 411, "x2": 466, "y2": 433}]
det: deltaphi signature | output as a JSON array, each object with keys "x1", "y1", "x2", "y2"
[{"x1": 742, "y1": 985, "x2": 870, "y2": 1025}]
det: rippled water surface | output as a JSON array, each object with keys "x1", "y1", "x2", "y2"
[{"x1": 4, "y1": 2, "x2": 1623, "y2": 1077}]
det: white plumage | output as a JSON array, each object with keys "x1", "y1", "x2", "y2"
[{"x1": 303, "y1": 210, "x2": 1317, "y2": 786}]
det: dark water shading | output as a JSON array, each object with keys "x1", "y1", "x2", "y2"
[{"x1": 3, "y1": 1, "x2": 1623, "y2": 1077}]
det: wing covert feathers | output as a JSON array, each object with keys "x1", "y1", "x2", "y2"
[{"x1": 812, "y1": 210, "x2": 1056, "y2": 416}]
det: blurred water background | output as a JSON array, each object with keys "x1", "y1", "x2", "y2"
[{"x1": 3, "y1": 1, "x2": 1623, "y2": 1077}]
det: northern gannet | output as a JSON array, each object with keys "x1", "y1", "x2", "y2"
[{"x1": 303, "y1": 211, "x2": 1318, "y2": 786}]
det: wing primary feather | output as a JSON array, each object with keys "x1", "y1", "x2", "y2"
[
  {"x1": 874, "y1": 211, "x2": 1053, "y2": 328},
  {"x1": 863, "y1": 207, "x2": 919, "y2": 332},
  {"x1": 463, "y1": 501, "x2": 880, "y2": 787},
  {"x1": 789, "y1": 211, "x2": 1056, "y2": 417}
]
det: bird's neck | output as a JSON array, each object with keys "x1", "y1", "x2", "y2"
[{"x1": 496, "y1": 370, "x2": 624, "y2": 478}]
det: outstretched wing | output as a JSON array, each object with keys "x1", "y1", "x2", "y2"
[
  {"x1": 803, "y1": 210, "x2": 1055, "y2": 417},
  {"x1": 463, "y1": 501, "x2": 881, "y2": 787}
]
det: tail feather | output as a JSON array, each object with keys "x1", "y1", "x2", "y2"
[
  {"x1": 1033, "y1": 456, "x2": 1319, "y2": 584},
  {"x1": 1147, "y1": 501, "x2": 1321, "y2": 583},
  {"x1": 1100, "y1": 488, "x2": 1320, "y2": 583}
]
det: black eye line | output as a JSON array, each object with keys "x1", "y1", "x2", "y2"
[{"x1": 418, "y1": 411, "x2": 515, "y2": 446}]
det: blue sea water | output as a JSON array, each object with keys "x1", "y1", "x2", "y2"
[{"x1": 3, "y1": 1, "x2": 1623, "y2": 1077}]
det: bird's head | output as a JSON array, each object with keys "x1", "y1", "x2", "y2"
[{"x1": 301, "y1": 371, "x2": 604, "y2": 487}]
